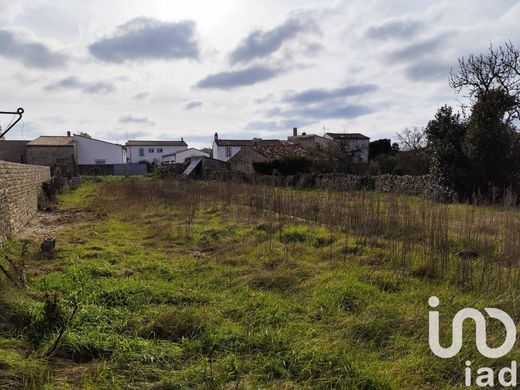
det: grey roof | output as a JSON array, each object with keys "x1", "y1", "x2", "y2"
[
  {"x1": 325, "y1": 132, "x2": 369, "y2": 140},
  {"x1": 126, "y1": 140, "x2": 187, "y2": 146},
  {"x1": 27, "y1": 136, "x2": 75, "y2": 146}
]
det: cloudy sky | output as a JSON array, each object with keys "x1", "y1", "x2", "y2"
[{"x1": 1, "y1": 0, "x2": 519, "y2": 147}]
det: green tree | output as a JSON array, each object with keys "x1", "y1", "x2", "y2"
[
  {"x1": 464, "y1": 89, "x2": 516, "y2": 194},
  {"x1": 369, "y1": 139, "x2": 393, "y2": 159},
  {"x1": 425, "y1": 105, "x2": 468, "y2": 200}
]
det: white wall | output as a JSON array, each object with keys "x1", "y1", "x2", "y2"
[
  {"x1": 73, "y1": 135, "x2": 126, "y2": 165},
  {"x1": 345, "y1": 139, "x2": 369, "y2": 162},
  {"x1": 128, "y1": 145, "x2": 187, "y2": 163},
  {"x1": 212, "y1": 142, "x2": 242, "y2": 161},
  {"x1": 170, "y1": 149, "x2": 210, "y2": 164}
]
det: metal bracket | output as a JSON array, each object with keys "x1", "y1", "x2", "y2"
[{"x1": 0, "y1": 108, "x2": 24, "y2": 138}]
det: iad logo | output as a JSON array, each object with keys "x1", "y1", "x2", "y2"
[{"x1": 428, "y1": 296, "x2": 518, "y2": 387}]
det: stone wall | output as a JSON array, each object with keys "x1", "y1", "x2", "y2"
[
  {"x1": 235, "y1": 173, "x2": 434, "y2": 197},
  {"x1": 0, "y1": 161, "x2": 51, "y2": 241},
  {"x1": 0, "y1": 140, "x2": 28, "y2": 163}
]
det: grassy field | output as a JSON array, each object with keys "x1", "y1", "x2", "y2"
[{"x1": 1, "y1": 178, "x2": 519, "y2": 389}]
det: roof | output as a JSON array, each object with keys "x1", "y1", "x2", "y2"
[
  {"x1": 27, "y1": 136, "x2": 75, "y2": 146},
  {"x1": 126, "y1": 140, "x2": 187, "y2": 146},
  {"x1": 249, "y1": 142, "x2": 308, "y2": 159},
  {"x1": 215, "y1": 139, "x2": 282, "y2": 147},
  {"x1": 73, "y1": 134, "x2": 124, "y2": 147},
  {"x1": 325, "y1": 132, "x2": 369, "y2": 140}
]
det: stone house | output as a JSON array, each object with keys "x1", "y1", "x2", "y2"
[
  {"x1": 287, "y1": 128, "x2": 338, "y2": 150},
  {"x1": 0, "y1": 140, "x2": 28, "y2": 163},
  {"x1": 26, "y1": 135, "x2": 76, "y2": 175},
  {"x1": 212, "y1": 132, "x2": 281, "y2": 162},
  {"x1": 324, "y1": 132, "x2": 370, "y2": 162},
  {"x1": 228, "y1": 141, "x2": 308, "y2": 175}
]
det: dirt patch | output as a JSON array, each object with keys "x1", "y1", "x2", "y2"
[{"x1": 19, "y1": 208, "x2": 98, "y2": 241}]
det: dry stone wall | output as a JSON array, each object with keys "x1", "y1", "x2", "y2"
[
  {"x1": 243, "y1": 173, "x2": 434, "y2": 197},
  {"x1": 0, "y1": 161, "x2": 50, "y2": 241}
]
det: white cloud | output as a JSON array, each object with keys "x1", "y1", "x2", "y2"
[{"x1": 1, "y1": 0, "x2": 518, "y2": 143}]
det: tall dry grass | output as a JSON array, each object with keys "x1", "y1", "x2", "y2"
[{"x1": 96, "y1": 178, "x2": 520, "y2": 293}]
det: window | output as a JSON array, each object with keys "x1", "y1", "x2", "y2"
[
  {"x1": 157, "y1": 148, "x2": 163, "y2": 153},
  {"x1": 148, "y1": 148, "x2": 154, "y2": 153},
  {"x1": 225, "y1": 146, "x2": 232, "y2": 158},
  {"x1": 94, "y1": 159, "x2": 106, "y2": 165},
  {"x1": 139, "y1": 148, "x2": 144, "y2": 157}
]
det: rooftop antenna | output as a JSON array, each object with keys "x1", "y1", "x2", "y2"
[{"x1": 0, "y1": 108, "x2": 24, "y2": 138}]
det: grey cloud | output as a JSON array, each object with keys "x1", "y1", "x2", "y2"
[
  {"x1": 283, "y1": 84, "x2": 378, "y2": 104},
  {"x1": 387, "y1": 33, "x2": 450, "y2": 63},
  {"x1": 229, "y1": 16, "x2": 320, "y2": 64},
  {"x1": 45, "y1": 76, "x2": 114, "y2": 94},
  {"x1": 245, "y1": 118, "x2": 312, "y2": 131},
  {"x1": 283, "y1": 104, "x2": 374, "y2": 120},
  {"x1": 0, "y1": 29, "x2": 67, "y2": 68},
  {"x1": 89, "y1": 17, "x2": 199, "y2": 63},
  {"x1": 366, "y1": 19, "x2": 423, "y2": 40},
  {"x1": 196, "y1": 66, "x2": 282, "y2": 90},
  {"x1": 119, "y1": 113, "x2": 155, "y2": 125},
  {"x1": 404, "y1": 61, "x2": 451, "y2": 81},
  {"x1": 132, "y1": 91, "x2": 150, "y2": 100},
  {"x1": 183, "y1": 100, "x2": 202, "y2": 110}
]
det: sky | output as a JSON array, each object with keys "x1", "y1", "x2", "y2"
[{"x1": 1, "y1": 0, "x2": 519, "y2": 148}]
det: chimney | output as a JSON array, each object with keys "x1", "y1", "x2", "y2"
[
  {"x1": 181, "y1": 137, "x2": 184, "y2": 142},
  {"x1": 214, "y1": 132, "x2": 218, "y2": 141},
  {"x1": 67, "y1": 131, "x2": 71, "y2": 137},
  {"x1": 293, "y1": 127, "x2": 297, "y2": 137}
]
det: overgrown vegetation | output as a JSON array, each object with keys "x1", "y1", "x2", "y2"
[{"x1": 1, "y1": 178, "x2": 520, "y2": 388}]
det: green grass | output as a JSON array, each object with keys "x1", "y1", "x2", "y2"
[{"x1": 0, "y1": 179, "x2": 517, "y2": 389}]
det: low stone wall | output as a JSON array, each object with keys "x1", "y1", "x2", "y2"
[
  {"x1": 246, "y1": 173, "x2": 434, "y2": 197},
  {"x1": 0, "y1": 161, "x2": 51, "y2": 241}
]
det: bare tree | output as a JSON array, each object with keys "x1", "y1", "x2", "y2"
[
  {"x1": 396, "y1": 126, "x2": 426, "y2": 151},
  {"x1": 449, "y1": 41, "x2": 520, "y2": 122}
]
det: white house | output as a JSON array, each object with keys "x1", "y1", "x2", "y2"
[
  {"x1": 126, "y1": 140, "x2": 187, "y2": 164},
  {"x1": 73, "y1": 134, "x2": 126, "y2": 165},
  {"x1": 323, "y1": 132, "x2": 370, "y2": 162},
  {"x1": 212, "y1": 132, "x2": 281, "y2": 162},
  {"x1": 162, "y1": 148, "x2": 210, "y2": 164}
]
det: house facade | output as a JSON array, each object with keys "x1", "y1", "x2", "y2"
[
  {"x1": 287, "y1": 128, "x2": 337, "y2": 150},
  {"x1": 162, "y1": 148, "x2": 210, "y2": 164},
  {"x1": 228, "y1": 141, "x2": 307, "y2": 175},
  {"x1": 126, "y1": 140, "x2": 187, "y2": 164},
  {"x1": 73, "y1": 134, "x2": 126, "y2": 165},
  {"x1": 213, "y1": 132, "x2": 282, "y2": 162},
  {"x1": 324, "y1": 132, "x2": 370, "y2": 162},
  {"x1": 26, "y1": 135, "x2": 76, "y2": 175},
  {"x1": 0, "y1": 140, "x2": 28, "y2": 163}
]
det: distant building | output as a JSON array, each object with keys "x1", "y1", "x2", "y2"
[
  {"x1": 212, "y1": 132, "x2": 281, "y2": 162},
  {"x1": 26, "y1": 134, "x2": 76, "y2": 175},
  {"x1": 287, "y1": 127, "x2": 337, "y2": 150},
  {"x1": 126, "y1": 140, "x2": 187, "y2": 164},
  {"x1": 162, "y1": 148, "x2": 210, "y2": 164},
  {"x1": 228, "y1": 141, "x2": 308, "y2": 174},
  {"x1": 324, "y1": 132, "x2": 370, "y2": 162},
  {"x1": 73, "y1": 134, "x2": 126, "y2": 165},
  {"x1": 0, "y1": 140, "x2": 28, "y2": 163}
]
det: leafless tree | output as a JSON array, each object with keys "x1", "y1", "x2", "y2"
[
  {"x1": 449, "y1": 41, "x2": 520, "y2": 123},
  {"x1": 396, "y1": 126, "x2": 426, "y2": 151}
]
